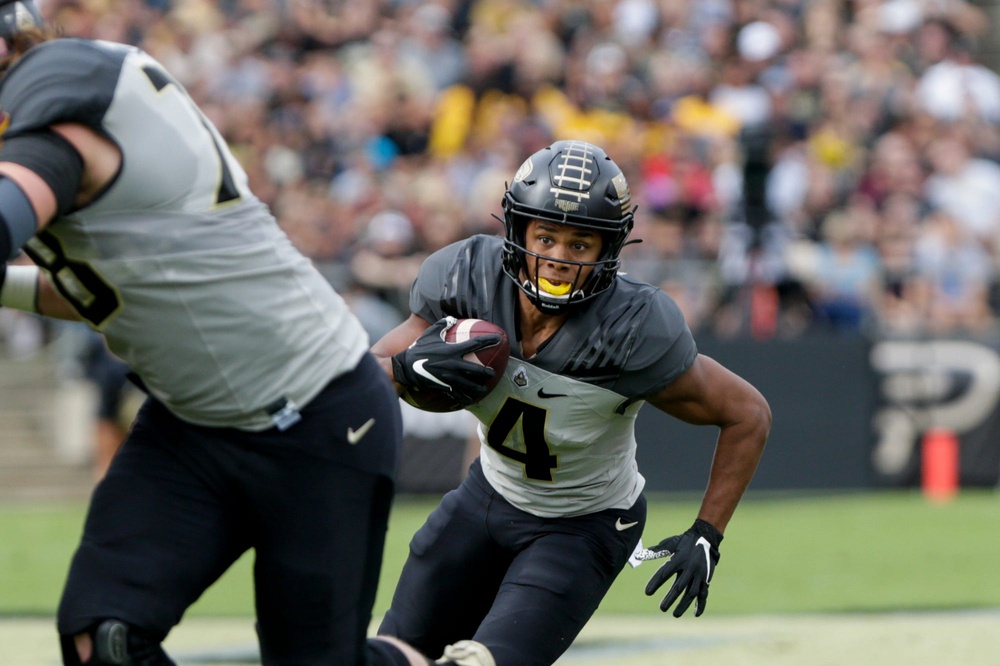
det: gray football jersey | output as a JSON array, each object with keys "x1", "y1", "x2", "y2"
[
  {"x1": 410, "y1": 235, "x2": 698, "y2": 517},
  {"x1": 0, "y1": 40, "x2": 368, "y2": 429}
]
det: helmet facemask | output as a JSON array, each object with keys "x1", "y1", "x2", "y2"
[{"x1": 498, "y1": 140, "x2": 635, "y2": 315}]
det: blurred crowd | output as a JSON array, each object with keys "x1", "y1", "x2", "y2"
[{"x1": 8, "y1": 0, "x2": 1000, "y2": 347}]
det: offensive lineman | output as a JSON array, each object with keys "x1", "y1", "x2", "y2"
[
  {"x1": 373, "y1": 140, "x2": 772, "y2": 666},
  {"x1": 0, "y1": 2, "x2": 485, "y2": 664}
]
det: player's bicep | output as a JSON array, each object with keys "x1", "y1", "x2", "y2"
[
  {"x1": 0, "y1": 127, "x2": 87, "y2": 223},
  {"x1": 646, "y1": 354, "x2": 759, "y2": 427}
]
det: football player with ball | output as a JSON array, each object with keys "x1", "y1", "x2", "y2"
[{"x1": 373, "y1": 140, "x2": 772, "y2": 666}]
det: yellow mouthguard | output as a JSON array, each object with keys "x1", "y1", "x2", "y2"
[{"x1": 538, "y1": 277, "x2": 572, "y2": 296}]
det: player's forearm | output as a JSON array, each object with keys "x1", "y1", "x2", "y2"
[
  {"x1": 371, "y1": 352, "x2": 405, "y2": 395},
  {"x1": 36, "y1": 271, "x2": 84, "y2": 321},
  {"x1": 370, "y1": 313, "x2": 434, "y2": 396},
  {"x1": 697, "y1": 412, "x2": 770, "y2": 533}
]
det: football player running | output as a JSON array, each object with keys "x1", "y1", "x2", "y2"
[
  {"x1": 373, "y1": 139, "x2": 771, "y2": 666},
  {"x1": 0, "y1": 2, "x2": 439, "y2": 664}
]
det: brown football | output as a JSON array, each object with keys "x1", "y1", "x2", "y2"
[{"x1": 401, "y1": 319, "x2": 510, "y2": 413}]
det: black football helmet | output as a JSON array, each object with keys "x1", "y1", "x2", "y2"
[
  {"x1": 500, "y1": 140, "x2": 635, "y2": 314},
  {"x1": 0, "y1": 0, "x2": 42, "y2": 42}
]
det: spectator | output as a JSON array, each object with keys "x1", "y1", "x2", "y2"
[
  {"x1": 923, "y1": 129, "x2": 1000, "y2": 248},
  {"x1": 624, "y1": 205, "x2": 723, "y2": 332},
  {"x1": 801, "y1": 210, "x2": 883, "y2": 331},
  {"x1": 24, "y1": 0, "x2": 1000, "y2": 346},
  {"x1": 915, "y1": 22, "x2": 1000, "y2": 124},
  {"x1": 350, "y1": 209, "x2": 425, "y2": 317},
  {"x1": 912, "y1": 208, "x2": 996, "y2": 334},
  {"x1": 873, "y1": 193, "x2": 925, "y2": 336},
  {"x1": 400, "y1": 3, "x2": 468, "y2": 92}
]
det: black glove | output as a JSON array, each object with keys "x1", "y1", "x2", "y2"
[
  {"x1": 391, "y1": 316, "x2": 501, "y2": 405},
  {"x1": 643, "y1": 518, "x2": 723, "y2": 618}
]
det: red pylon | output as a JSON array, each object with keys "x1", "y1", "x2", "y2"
[{"x1": 921, "y1": 427, "x2": 959, "y2": 503}]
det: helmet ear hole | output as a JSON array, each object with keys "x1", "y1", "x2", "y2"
[{"x1": 604, "y1": 180, "x2": 619, "y2": 203}]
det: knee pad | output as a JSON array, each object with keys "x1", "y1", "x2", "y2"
[{"x1": 59, "y1": 620, "x2": 176, "y2": 666}]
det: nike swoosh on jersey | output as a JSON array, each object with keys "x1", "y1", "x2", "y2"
[
  {"x1": 615, "y1": 518, "x2": 639, "y2": 531},
  {"x1": 347, "y1": 418, "x2": 376, "y2": 445},
  {"x1": 696, "y1": 536, "x2": 713, "y2": 583},
  {"x1": 537, "y1": 387, "x2": 568, "y2": 398},
  {"x1": 413, "y1": 359, "x2": 451, "y2": 389}
]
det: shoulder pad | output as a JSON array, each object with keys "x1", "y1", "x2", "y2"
[{"x1": 0, "y1": 39, "x2": 127, "y2": 139}]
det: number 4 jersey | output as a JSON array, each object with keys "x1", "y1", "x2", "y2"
[
  {"x1": 0, "y1": 39, "x2": 368, "y2": 429},
  {"x1": 409, "y1": 235, "x2": 698, "y2": 518}
]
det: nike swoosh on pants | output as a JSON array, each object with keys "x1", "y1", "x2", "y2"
[
  {"x1": 615, "y1": 518, "x2": 639, "y2": 531},
  {"x1": 347, "y1": 418, "x2": 376, "y2": 444}
]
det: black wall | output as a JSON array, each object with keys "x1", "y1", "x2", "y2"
[
  {"x1": 636, "y1": 334, "x2": 878, "y2": 492},
  {"x1": 402, "y1": 333, "x2": 1000, "y2": 494}
]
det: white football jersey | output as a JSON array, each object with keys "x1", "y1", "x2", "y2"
[
  {"x1": 0, "y1": 39, "x2": 368, "y2": 429},
  {"x1": 469, "y1": 360, "x2": 646, "y2": 517},
  {"x1": 408, "y1": 235, "x2": 698, "y2": 517}
]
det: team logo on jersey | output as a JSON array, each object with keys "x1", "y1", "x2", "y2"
[
  {"x1": 0, "y1": 110, "x2": 9, "y2": 137},
  {"x1": 512, "y1": 365, "x2": 529, "y2": 388}
]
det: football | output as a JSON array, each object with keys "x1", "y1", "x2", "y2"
[{"x1": 402, "y1": 318, "x2": 510, "y2": 413}]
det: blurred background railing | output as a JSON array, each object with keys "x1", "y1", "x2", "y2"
[{"x1": 0, "y1": 337, "x2": 94, "y2": 501}]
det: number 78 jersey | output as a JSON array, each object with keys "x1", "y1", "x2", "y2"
[{"x1": 0, "y1": 39, "x2": 367, "y2": 429}]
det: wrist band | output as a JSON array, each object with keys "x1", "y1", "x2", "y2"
[
  {"x1": 0, "y1": 264, "x2": 40, "y2": 312},
  {"x1": 692, "y1": 518, "x2": 724, "y2": 548}
]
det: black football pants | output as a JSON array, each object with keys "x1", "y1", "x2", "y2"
[
  {"x1": 57, "y1": 353, "x2": 403, "y2": 665},
  {"x1": 379, "y1": 458, "x2": 646, "y2": 666}
]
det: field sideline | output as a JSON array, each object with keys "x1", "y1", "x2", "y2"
[
  {"x1": 3, "y1": 610, "x2": 998, "y2": 665},
  {"x1": 2, "y1": 490, "x2": 998, "y2": 663}
]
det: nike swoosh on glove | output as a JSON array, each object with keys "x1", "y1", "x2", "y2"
[
  {"x1": 643, "y1": 518, "x2": 723, "y2": 617},
  {"x1": 391, "y1": 316, "x2": 501, "y2": 405}
]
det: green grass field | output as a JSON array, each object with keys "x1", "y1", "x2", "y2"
[{"x1": 2, "y1": 489, "x2": 998, "y2": 619}]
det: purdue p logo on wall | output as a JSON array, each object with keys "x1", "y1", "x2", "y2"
[{"x1": 871, "y1": 340, "x2": 1000, "y2": 476}]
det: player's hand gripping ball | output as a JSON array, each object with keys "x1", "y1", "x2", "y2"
[{"x1": 395, "y1": 317, "x2": 510, "y2": 412}]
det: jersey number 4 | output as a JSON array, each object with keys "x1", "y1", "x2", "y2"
[{"x1": 486, "y1": 398, "x2": 558, "y2": 481}]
